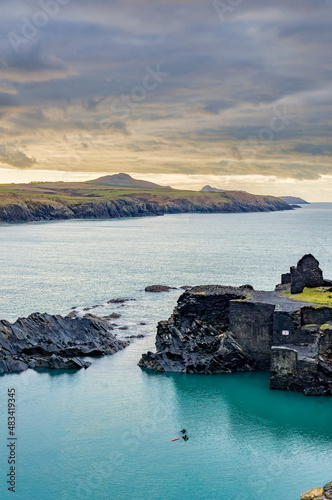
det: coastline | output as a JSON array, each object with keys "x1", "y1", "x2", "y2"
[{"x1": 0, "y1": 183, "x2": 292, "y2": 223}]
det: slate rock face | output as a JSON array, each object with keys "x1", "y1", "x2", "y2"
[
  {"x1": 290, "y1": 267, "x2": 306, "y2": 294},
  {"x1": 281, "y1": 273, "x2": 291, "y2": 284},
  {"x1": 297, "y1": 254, "x2": 324, "y2": 288},
  {"x1": 290, "y1": 254, "x2": 324, "y2": 294},
  {"x1": 0, "y1": 312, "x2": 129, "y2": 374},
  {"x1": 276, "y1": 254, "x2": 325, "y2": 294},
  {"x1": 138, "y1": 286, "x2": 256, "y2": 374}
]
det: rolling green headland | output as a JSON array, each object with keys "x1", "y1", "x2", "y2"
[{"x1": 0, "y1": 180, "x2": 292, "y2": 223}]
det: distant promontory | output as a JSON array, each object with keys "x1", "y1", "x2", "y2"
[{"x1": 280, "y1": 196, "x2": 310, "y2": 205}]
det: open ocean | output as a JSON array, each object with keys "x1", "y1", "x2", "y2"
[{"x1": 1, "y1": 203, "x2": 332, "y2": 500}]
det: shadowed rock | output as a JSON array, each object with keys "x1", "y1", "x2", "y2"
[
  {"x1": 145, "y1": 285, "x2": 177, "y2": 293},
  {"x1": 0, "y1": 312, "x2": 129, "y2": 374}
]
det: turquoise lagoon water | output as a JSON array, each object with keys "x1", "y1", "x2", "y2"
[{"x1": 0, "y1": 204, "x2": 332, "y2": 500}]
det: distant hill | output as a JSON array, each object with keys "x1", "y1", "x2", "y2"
[
  {"x1": 90, "y1": 173, "x2": 172, "y2": 190},
  {"x1": 201, "y1": 185, "x2": 225, "y2": 193},
  {"x1": 280, "y1": 196, "x2": 310, "y2": 205},
  {"x1": 201, "y1": 185, "x2": 248, "y2": 194}
]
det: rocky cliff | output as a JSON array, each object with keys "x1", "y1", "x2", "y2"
[
  {"x1": 0, "y1": 312, "x2": 128, "y2": 373},
  {"x1": 0, "y1": 189, "x2": 292, "y2": 223},
  {"x1": 139, "y1": 286, "x2": 256, "y2": 374},
  {"x1": 139, "y1": 256, "x2": 332, "y2": 396}
]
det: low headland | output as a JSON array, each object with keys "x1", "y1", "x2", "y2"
[
  {"x1": 0, "y1": 173, "x2": 292, "y2": 223},
  {"x1": 139, "y1": 255, "x2": 332, "y2": 396}
]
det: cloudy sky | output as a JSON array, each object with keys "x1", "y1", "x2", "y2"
[{"x1": 0, "y1": 0, "x2": 332, "y2": 200}]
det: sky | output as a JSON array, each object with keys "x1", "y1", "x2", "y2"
[{"x1": 0, "y1": 0, "x2": 332, "y2": 201}]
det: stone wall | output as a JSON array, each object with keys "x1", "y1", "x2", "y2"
[
  {"x1": 319, "y1": 325, "x2": 332, "y2": 357},
  {"x1": 229, "y1": 301, "x2": 275, "y2": 370},
  {"x1": 301, "y1": 306, "x2": 332, "y2": 326}
]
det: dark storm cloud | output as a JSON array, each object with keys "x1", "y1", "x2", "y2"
[{"x1": 0, "y1": 0, "x2": 331, "y2": 180}]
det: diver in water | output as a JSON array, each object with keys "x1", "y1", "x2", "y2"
[
  {"x1": 180, "y1": 429, "x2": 187, "y2": 434},
  {"x1": 182, "y1": 435, "x2": 189, "y2": 441}
]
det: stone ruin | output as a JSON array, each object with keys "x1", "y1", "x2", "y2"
[
  {"x1": 277, "y1": 254, "x2": 332, "y2": 294},
  {"x1": 139, "y1": 255, "x2": 332, "y2": 396}
]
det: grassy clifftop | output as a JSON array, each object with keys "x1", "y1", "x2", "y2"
[
  {"x1": 284, "y1": 287, "x2": 332, "y2": 306},
  {"x1": 0, "y1": 181, "x2": 292, "y2": 223}
]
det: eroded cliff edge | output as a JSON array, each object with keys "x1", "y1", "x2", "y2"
[{"x1": 139, "y1": 255, "x2": 332, "y2": 396}]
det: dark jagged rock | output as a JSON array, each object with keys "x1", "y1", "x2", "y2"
[
  {"x1": 139, "y1": 257, "x2": 332, "y2": 396},
  {"x1": 277, "y1": 255, "x2": 325, "y2": 294},
  {"x1": 282, "y1": 273, "x2": 291, "y2": 284},
  {"x1": 290, "y1": 267, "x2": 306, "y2": 294},
  {"x1": 145, "y1": 285, "x2": 177, "y2": 293},
  {"x1": 297, "y1": 255, "x2": 324, "y2": 288},
  {"x1": 0, "y1": 312, "x2": 128, "y2": 374},
  {"x1": 139, "y1": 286, "x2": 256, "y2": 374}
]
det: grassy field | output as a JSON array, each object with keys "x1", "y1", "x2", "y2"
[
  {"x1": 0, "y1": 181, "x2": 258, "y2": 206},
  {"x1": 284, "y1": 287, "x2": 332, "y2": 306},
  {"x1": 0, "y1": 181, "x2": 281, "y2": 203}
]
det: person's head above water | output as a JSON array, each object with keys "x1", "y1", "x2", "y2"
[{"x1": 181, "y1": 429, "x2": 187, "y2": 433}]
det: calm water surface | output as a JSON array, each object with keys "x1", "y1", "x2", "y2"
[{"x1": 0, "y1": 204, "x2": 332, "y2": 500}]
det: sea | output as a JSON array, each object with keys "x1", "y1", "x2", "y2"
[{"x1": 0, "y1": 203, "x2": 332, "y2": 500}]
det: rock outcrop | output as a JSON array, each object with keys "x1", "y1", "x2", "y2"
[
  {"x1": 276, "y1": 254, "x2": 332, "y2": 294},
  {"x1": 301, "y1": 482, "x2": 332, "y2": 499},
  {"x1": 139, "y1": 257, "x2": 332, "y2": 395},
  {"x1": 145, "y1": 285, "x2": 177, "y2": 293},
  {"x1": 0, "y1": 312, "x2": 128, "y2": 374},
  {"x1": 139, "y1": 286, "x2": 255, "y2": 373}
]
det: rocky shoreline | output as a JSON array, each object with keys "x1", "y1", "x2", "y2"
[
  {"x1": 0, "y1": 192, "x2": 292, "y2": 223},
  {"x1": 0, "y1": 312, "x2": 128, "y2": 374},
  {"x1": 139, "y1": 255, "x2": 332, "y2": 396}
]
